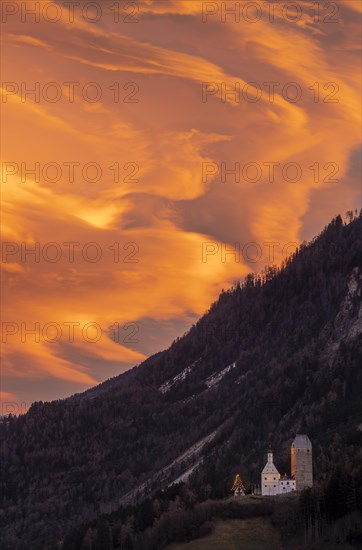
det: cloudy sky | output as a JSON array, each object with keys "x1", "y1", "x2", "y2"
[{"x1": 1, "y1": 0, "x2": 361, "y2": 409}]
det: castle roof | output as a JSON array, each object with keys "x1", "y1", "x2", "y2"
[{"x1": 292, "y1": 434, "x2": 312, "y2": 449}]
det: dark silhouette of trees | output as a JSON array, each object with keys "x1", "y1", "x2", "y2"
[{"x1": 1, "y1": 213, "x2": 361, "y2": 550}]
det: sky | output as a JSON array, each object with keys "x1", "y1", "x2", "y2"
[{"x1": 1, "y1": 0, "x2": 361, "y2": 411}]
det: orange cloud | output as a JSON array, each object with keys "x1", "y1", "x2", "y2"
[{"x1": 1, "y1": 0, "x2": 360, "y2": 405}]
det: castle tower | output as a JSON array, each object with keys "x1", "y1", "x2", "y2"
[{"x1": 291, "y1": 434, "x2": 313, "y2": 491}]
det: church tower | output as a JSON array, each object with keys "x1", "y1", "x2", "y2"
[
  {"x1": 261, "y1": 450, "x2": 280, "y2": 496},
  {"x1": 291, "y1": 434, "x2": 313, "y2": 491}
]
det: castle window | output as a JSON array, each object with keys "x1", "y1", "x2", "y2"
[
  {"x1": 273, "y1": 477, "x2": 276, "y2": 480},
  {"x1": 265, "y1": 477, "x2": 267, "y2": 480},
  {"x1": 287, "y1": 482, "x2": 289, "y2": 485},
  {"x1": 307, "y1": 449, "x2": 310, "y2": 453}
]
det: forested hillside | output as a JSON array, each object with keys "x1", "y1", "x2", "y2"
[{"x1": 1, "y1": 213, "x2": 361, "y2": 550}]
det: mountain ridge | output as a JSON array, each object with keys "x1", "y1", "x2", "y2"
[{"x1": 1, "y1": 213, "x2": 362, "y2": 550}]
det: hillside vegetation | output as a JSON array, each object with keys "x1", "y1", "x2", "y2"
[
  {"x1": 1, "y1": 213, "x2": 362, "y2": 549},
  {"x1": 166, "y1": 517, "x2": 281, "y2": 550}
]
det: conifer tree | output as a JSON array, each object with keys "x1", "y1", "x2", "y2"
[{"x1": 231, "y1": 474, "x2": 246, "y2": 495}]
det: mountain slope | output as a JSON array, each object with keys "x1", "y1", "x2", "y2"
[{"x1": 1, "y1": 213, "x2": 362, "y2": 550}]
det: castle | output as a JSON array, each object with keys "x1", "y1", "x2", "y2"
[{"x1": 261, "y1": 434, "x2": 313, "y2": 496}]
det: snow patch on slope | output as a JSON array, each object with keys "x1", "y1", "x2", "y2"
[
  {"x1": 159, "y1": 359, "x2": 200, "y2": 394},
  {"x1": 206, "y1": 362, "x2": 237, "y2": 388},
  {"x1": 118, "y1": 428, "x2": 219, "y2": 506},
  {"x1": 322, "y1": 267, "x2": 362, "y2": 364}
]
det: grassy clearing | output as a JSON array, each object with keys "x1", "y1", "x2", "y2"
[{"x1": 166, "y1": 517, "x2": 281, "y2": 550}]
